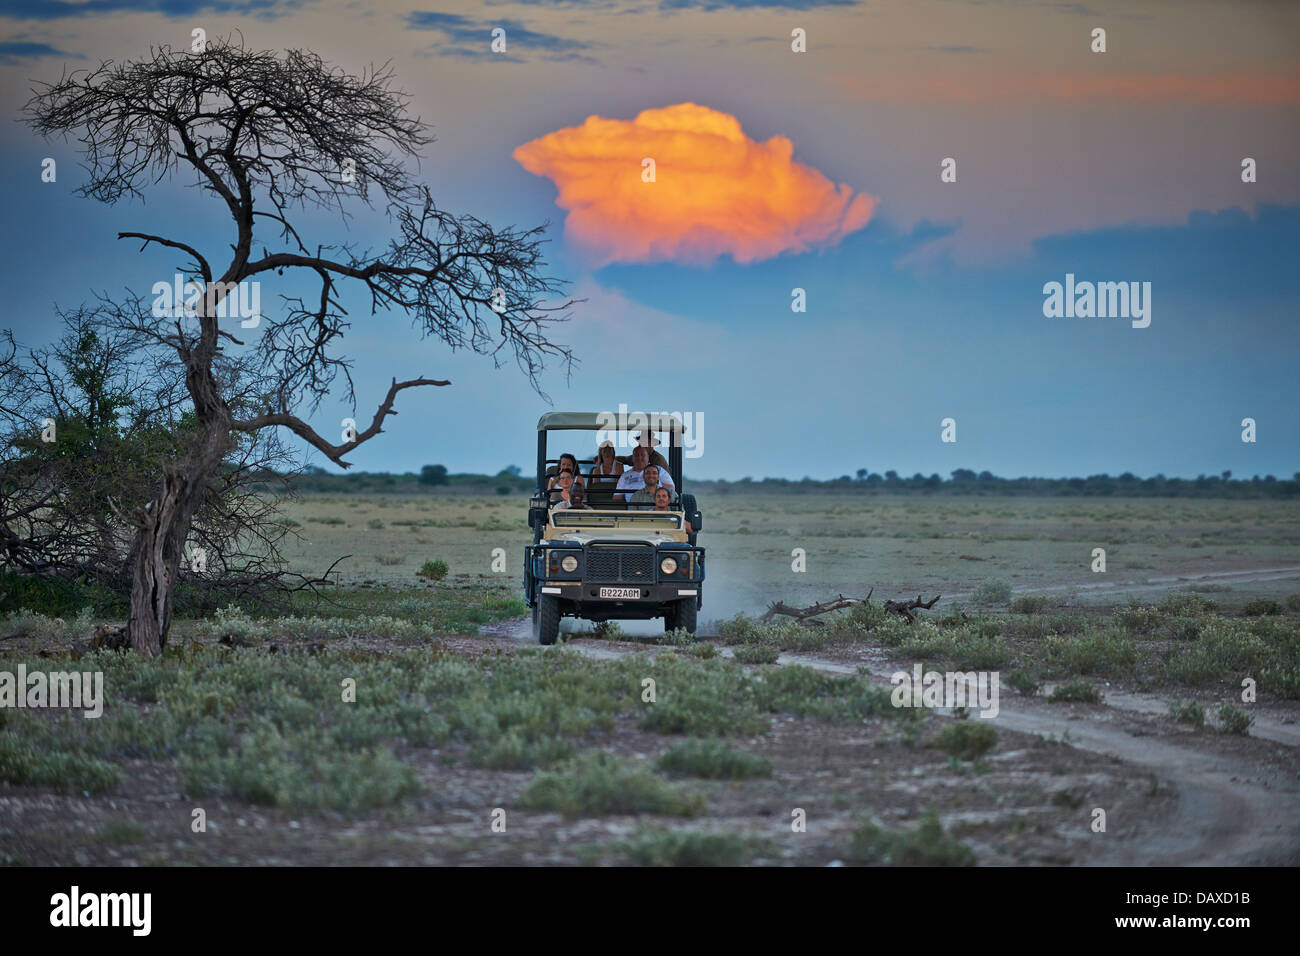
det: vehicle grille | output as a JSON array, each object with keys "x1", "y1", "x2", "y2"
[{"x1": 586, "y1": 548, "x2": 654, "y2": 582}]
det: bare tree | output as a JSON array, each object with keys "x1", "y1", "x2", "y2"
[
  {"x1": 23, "y1": 37, "x2": 575, "y2": 656},
  {"x1": 0, "y1": 301, "x2": 295, "y2": 607}
]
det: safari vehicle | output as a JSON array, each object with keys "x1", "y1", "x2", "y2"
[{"x1": 524, "y1": 412, "x2": 704, "y2": 645}]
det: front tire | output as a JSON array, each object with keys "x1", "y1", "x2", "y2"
[
  {"x1": 666, "y1": 598, "x2": 697, "y2": 635},
  {"x1": 534, "y1": 593, "x2": 560, "y2": 645}
]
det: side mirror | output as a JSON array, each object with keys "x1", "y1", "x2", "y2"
[{"x1": 678, "y1": 493, "x2": 702, "y2": 531}]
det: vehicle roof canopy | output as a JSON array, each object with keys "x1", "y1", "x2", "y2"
[{"x1": 537, "y1": 412, "x2": 684, "y2": 434}]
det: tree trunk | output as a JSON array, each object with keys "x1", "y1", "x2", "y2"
[
  {"x1": 126, "y1": 355, "x2": 234, "y2": 657},
  {"x1": 126, "y1": 472, "x2": 187, "y2": 658}
]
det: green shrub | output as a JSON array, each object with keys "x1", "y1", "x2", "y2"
[
  {"x1": 1045, "y1": 630, "x2": 1136, "y2": 677},
  {"x1": 733, "y1": 644, "x2": 780, "y2": 665},
  {"x1": 950, "y1": 632, "x2": 1011, "y2": 670},
  {"x1": 1011, "y1": 595, "x2": 1052, "y2": 614},
  {"x1": 0, "y1": 571, "x2": 124, "y2": 617},
  {"x1": 1286, "y1": 594, "x2": 1300, "y2": 612},
  {"x1": 592, "y1": 621, "x2": 626, "y2": 640},
  {"x1": 1005, "y1": 670, "x2": 1039, "y2": 696},
  {"x1": 656, "y1": 739, "x2": 772, "y2": 780},
  {"x1": 1168, "y1": 700, "x2": 1205, "y2": 728},
  {"x1": 467, "y1": 733, "x2": 575, "y2": 771},
  {"x1": 1001, "y1": 616, "x2": 1051, "y2": 641},
  {"x1": 974, "y1": 579, "x2": 1012, "y2": 606},
  {"x1": 616, "y1": 828, "x2": 760, "y2": 866},
  {"x1": 1163, "y1": 616, "x2": 1206, "y2": 641},
  {"x1": 1216, "y1": 702, "x2": 1254, "y2": 736},
  {"x1": 822, "y1": 600, "x2": 889, "y2": 639},
  {"x1": 715, "y1": 613, "x2": 807, "y2": 649},
  {"x1": 1241, "y1": 599, "x2": 1281, "y2": 617},
  {"x1": 520, "y1": 751, "x2": 705, "y2": 819},
  {"x1": 179, "y1": 725, "x2": 420, "y2": 812},
  {"x1": 847, "y1": 810, "x2": 976, "y2": 866},
  {"x1": 639, "y1": 684, "x2": 770, "y2": 737},
  {"x1": 751, "y1": 664, "x2": 896, "y2": 721},
  {"x1": 1046, "y1": 612, "x2": 1088, "y2": 635},
  {"x1": 366, "y1": 518, "x2": 385, "y2": 530},
  {"x1": 1050, "y1": 680, "x2": 1101, "y2": 703},
  {"x1": 0, "y1": 608, "x2": 95, "y2": 644},
  {"x1": 658, "y1": 626, "x2": 694, "y2": 646},
  {"x1": 417, "y1": 559, "x2": 449, "y2": 581},
  {"x1": 1160, "y1": 592, "x2": 1218, "y2": 616},
  {"x1": 1117, "y1": 603, "x2": 1161, "y2": 634},
  {"x1": 681, "y1": 641, "x2": 717, "y2": 659},
  {"x1": 932, "y1": 721, "x2": 997, "y2": 761},
  {"x1": 1161, "y1": 617, "x2": 1300, "y2": 698},
  {"x1": 0, "y1": 734, "x2": 121, "y2": 794}
]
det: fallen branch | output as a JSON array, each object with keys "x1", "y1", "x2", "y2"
[
  {"x1": 882, "y1": 594, "x2": 942, "y2": 622},
  {"x1": 760, "y1": 592, "x2": 864, "y2": 623},
  {"x1": 759, "y1": 587, "x2": 943, "y2": 627}
]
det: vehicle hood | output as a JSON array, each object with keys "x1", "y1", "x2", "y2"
[{"x1": 547, "y1": 529, "x2": 684, "y2": 547}]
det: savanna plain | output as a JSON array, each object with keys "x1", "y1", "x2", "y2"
[{"x1": 3, "y1": 490, "x2": 1298, "y2": 866}]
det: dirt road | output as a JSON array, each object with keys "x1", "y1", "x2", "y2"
[{"x1": 489, "y1": 566, "x2": 1300, "y2": 865}]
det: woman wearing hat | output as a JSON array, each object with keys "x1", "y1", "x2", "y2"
[{"x1": 590, "y1": 440, "x2": 624, "y2": 477}]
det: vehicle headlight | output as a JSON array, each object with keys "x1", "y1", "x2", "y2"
[
  {"x1": 660, "y1": 557, "x2": 678, "y2": 575},
  {"x1": 560, "y1": 555, "x2": 579, "y2": 573}
]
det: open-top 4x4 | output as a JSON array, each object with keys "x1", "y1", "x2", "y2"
[{"x1": 524, "y1": 412, "x2": 705, "y2": 645}]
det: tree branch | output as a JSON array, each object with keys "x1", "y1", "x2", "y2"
[
  {"x1": 231, "y1": 376, "x2": 449, "y2": 467},
  {"x1": 118, "y1": 232, "x2": 212, "y2": 285}
]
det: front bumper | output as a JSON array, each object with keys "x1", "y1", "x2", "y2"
[
  {"x1": 537, "y1": 581, "x2": 700, "y2": 601},
  {"x1": 526, "y1": 540, "x2": 704, "y2": 609}
]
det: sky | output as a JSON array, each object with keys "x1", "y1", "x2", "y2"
[{"x1": 1, "y1": 0, "x2": 1297, "y2": 482}]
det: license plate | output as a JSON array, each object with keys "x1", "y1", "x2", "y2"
[{"x1": 598, "y1": 587, "x2": 641, "y2": 599}]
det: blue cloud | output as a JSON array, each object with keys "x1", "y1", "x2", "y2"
[
  {"x1": 499, "y1": 0, "x2": 860, "y2": 11},
  {"x1": 0, "y1": 0, "x2": 310, "y2": 21},
  {"x1": 658, "y1": 0, "x2": 857, "y2": 8},
  {"x1": 406, "y1": 11, "x2": 598, "y2": 64},
  {"x1": 0, "y1": 40, "x2": 82, "y2": 63}
]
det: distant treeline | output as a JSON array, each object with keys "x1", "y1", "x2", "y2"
[
  {"x1": 264, "y1": 466, "x2": 1300, "y2": 499},
  {"x1": 704, "y1": 469, "x2": 1300, "y2": 499},
  {"x1": 273, "y1": 465, "x2": 533, "y2": 496}
]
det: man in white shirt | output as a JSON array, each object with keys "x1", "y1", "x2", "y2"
[
  {"x1": 627, "y1": 465, "x2": 677, "y2": 509},
  {"x1": 616, "y1": 446, "x2": 675, "y2": 502}
]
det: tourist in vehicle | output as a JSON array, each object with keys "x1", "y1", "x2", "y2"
[
  {"x1": 652, "y1": 484, "x2": 694, "y2": 533},
  {"x1": 628, "y1": 464, "x2": 675, "y2": 508},
  {"x1": 547, "y1": 453, "x2": 579, "y2": 490},
  {"x1": 590, "y1": 440, "x2": 624, "y2": 478},
  {"x1": 616, "y1": 431, "x2": 668, "y2": 471},
  {"x1": 616, "y1": 445, "x2": 676, "y2": 501},
  {"x1": 549, "y1": 468, "x2": 581, "y2": 507},
  {"x1": 557, "y1": 483, "x2": 592, "y2": 510}
]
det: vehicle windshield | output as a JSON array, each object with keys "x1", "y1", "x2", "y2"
[{"x1": 550, "y1": 511, "x2": 682, "y2": 531}]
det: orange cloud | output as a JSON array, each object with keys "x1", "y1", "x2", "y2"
[{"x1": 513, "y1": 103, "x2": 876, "y2": 265}]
